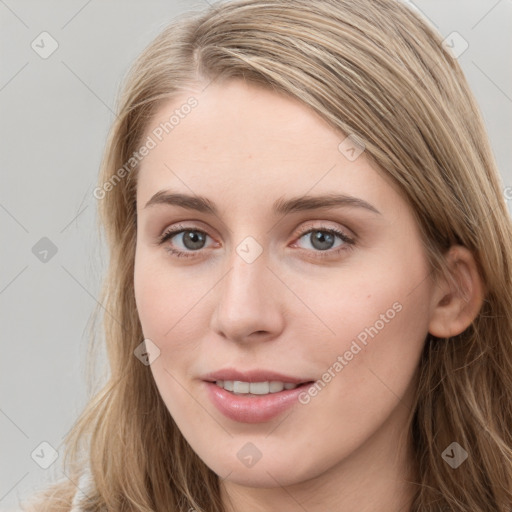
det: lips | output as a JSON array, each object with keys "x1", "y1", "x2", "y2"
[
  {"x1": 201, "y1": 368, "x2": 315, "y2": 423},
  {"x1": 201, "y1": 368, "x2": 312, "y2": 384}
]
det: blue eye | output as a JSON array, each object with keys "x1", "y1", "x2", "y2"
[
  {"x1": 292, "y1": 226, "x2": 355, "y2": 259},
  {"x1": 158, "y1": 227, "x2": 211, "y2": 258},
  {"x1": 295, "y1": 227, "x2": 353, "y2": 252},
  {"x1": 157, "y1": 224, "x2": 355, "y2": 260}
]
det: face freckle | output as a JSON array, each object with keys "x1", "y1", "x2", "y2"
[{"x1": 133, "y1": 78, "x2": 435, "y2": 492}]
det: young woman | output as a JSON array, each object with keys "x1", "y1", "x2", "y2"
[{"x1": 24, "y1": 0, "x2": 512, "y2": 510}]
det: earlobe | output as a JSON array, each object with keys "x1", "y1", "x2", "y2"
[{"x1": 428, "y1": 245, "x2": 485, "y2": 338}]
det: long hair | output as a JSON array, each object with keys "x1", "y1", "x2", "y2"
[{"x1": 23, "y1": 0, "x2": 512, "y2": 510}]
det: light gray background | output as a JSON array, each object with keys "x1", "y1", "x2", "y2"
[{"x1": 1, "y1": 1, "x2": 511, "y2": 510}]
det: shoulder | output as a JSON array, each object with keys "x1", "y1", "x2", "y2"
[
  {"x1": 18, "y1": 470, "x2": 94, "y2": 512},
  {"x1": 69, "y1": 468, "x2": 94, "y2": 512}
]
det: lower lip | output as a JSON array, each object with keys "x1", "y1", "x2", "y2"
[{"x1": 204, "y1": 381, "x2": 313, "y2": 423}]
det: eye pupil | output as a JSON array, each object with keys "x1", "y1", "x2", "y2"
[
  {"x1": 183, "y1": 231, "x2": 206, "y2": 250},
  {"x1": 164, "y1": 227, "x2": 348, "y2": 258},
  {"x1": 311, "y1": 230, "x2": 335, "y2": 251}
]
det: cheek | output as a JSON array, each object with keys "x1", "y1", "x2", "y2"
[
  {"x1": 134, "y1": 254, "x2": 206, "y2": 416},
  {"x1": 289, "y1": 261, "x2": 429, "y2": 352},
  {"x1": 300, "y1": 261, "x2": 432, "y2": 428},
  {"x1": 134, "y1": 248, "x2": 206, "y2": 341},
  {"x1": 134, "y1": 249, "x2": 218, "y2": 386},
  {"x1": 287, "y1": 246, "x2": 432, "y2": 401}
]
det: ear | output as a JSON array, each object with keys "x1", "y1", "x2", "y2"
[{"x1": 428, "y1": 245, "x2": 485, "y2": 338}]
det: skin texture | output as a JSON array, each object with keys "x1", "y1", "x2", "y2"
[{"x1": 133, "y1": 79, "x2": 484, "y2": 512}]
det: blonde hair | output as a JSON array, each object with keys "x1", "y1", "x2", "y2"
[{"x1": 23, "y1": 0, "x2": 512, "y2": 510}]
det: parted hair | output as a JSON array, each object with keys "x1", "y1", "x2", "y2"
[{"x1": 23, "y1": 0, "x2": 512, "y2": 510}]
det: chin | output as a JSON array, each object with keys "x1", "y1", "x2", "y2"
[
  {"x1": 215, "y1": 463, "x2": 305, "y2": 488},
  {"x1": 198, "y1": 442, "x2": 322, "y2": 489}
]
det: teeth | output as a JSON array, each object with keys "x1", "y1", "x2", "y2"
[
  {"x1": 270, "y1": 381, "x2": 285, "y2": 393},
  {"x1": 233, "y1": 381, "x2": 250, "y2": 393},
  {"x1": 215, "y1": 380, "x2": 299, "y2": 395}
]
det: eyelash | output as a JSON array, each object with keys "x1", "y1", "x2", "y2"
[{"x1": 156, "y1": 223, "x2": 355, "y2": 260}]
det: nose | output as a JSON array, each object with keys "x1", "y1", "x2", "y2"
[{"x1": 209, "y1": 244, "x2": 285, "y2": 344}]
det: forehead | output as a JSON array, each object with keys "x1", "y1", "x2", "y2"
[
  {"x1": 142, "y1": 79, "x2": 342, "y2": 159},
  {"x1": 135, "y1": 79, "x2": 399, "y2": 216}
]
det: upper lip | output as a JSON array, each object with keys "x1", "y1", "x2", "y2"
[{"x1": 201, "y1": 368, "x2": 313, "y2": 384}]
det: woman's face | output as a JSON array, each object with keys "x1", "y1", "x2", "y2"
[{"x1": 134, "y1": 79, "x2": 435, "y2": 489}]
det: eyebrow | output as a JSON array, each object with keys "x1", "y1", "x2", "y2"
[{"x1": 143, "y1": 190, "x2": 381, "y2": 216}]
